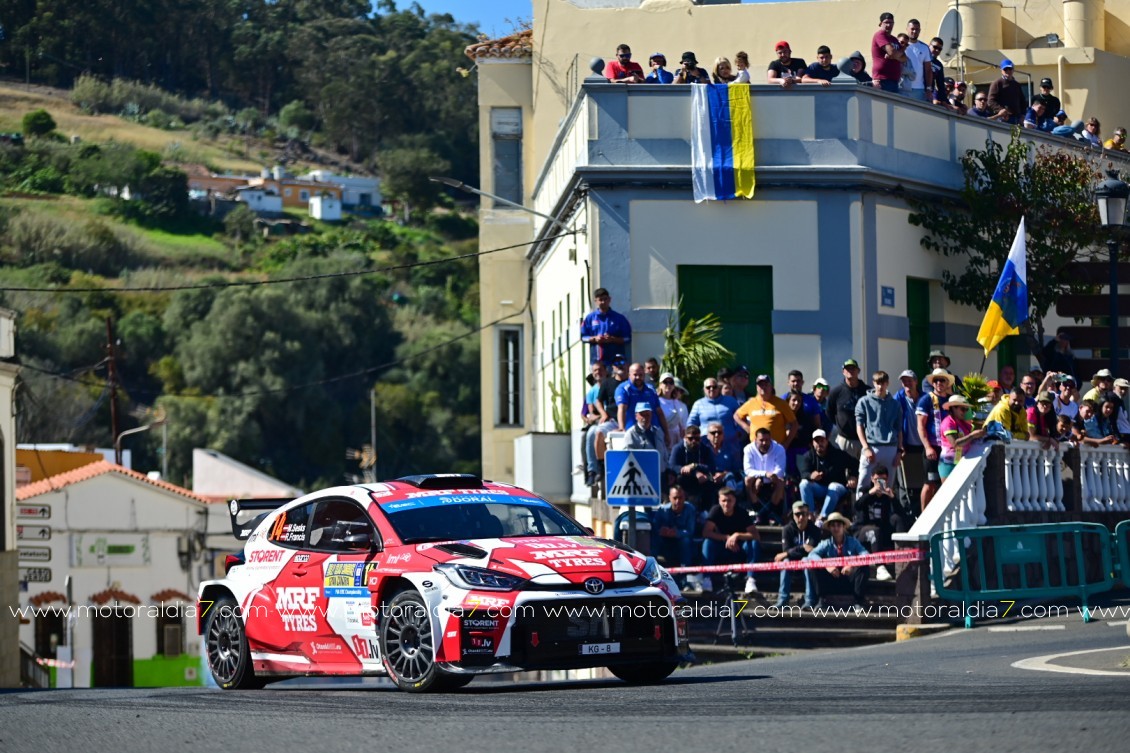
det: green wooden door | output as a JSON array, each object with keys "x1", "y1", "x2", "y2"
[
  {"x1": 678, "y1": 265, "x2": 774, "y2": 373},
  {"x1": 907, "y1": 278, "x2": 930, "y2": 372}
]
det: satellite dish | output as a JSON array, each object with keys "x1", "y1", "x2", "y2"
[{"x1": 937, "y1": 8, "x2": 963, "y2": 64}]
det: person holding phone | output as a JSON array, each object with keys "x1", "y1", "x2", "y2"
[{"x1": 673, "y1": 51, "x2": 710, "y2": 84}]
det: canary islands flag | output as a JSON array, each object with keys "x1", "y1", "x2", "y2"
[
  {"x1": 976, "y1": 217, "x2": 1029, "y2": 356},
  {"x1": 690, "y1": 84, "x2": 756, "y2": 202}
]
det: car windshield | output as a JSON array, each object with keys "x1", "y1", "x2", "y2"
[{"x1": 383, "y1": 496, "x2": 586, "y2": 543}]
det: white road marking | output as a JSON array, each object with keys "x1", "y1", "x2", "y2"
[
  {"x1": 1012, "y1": 646, "x2": 1130, "y2": 677},
  {"x1": 987, "y1": 625, "x2": 1066, "y2": 632},
  {"x1": 1107, "y1": 620, "x2": 1128, "y2": 627}
]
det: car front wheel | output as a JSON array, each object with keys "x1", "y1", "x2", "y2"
[{"x1": 380, "y1": 590, "x2": 470, "y2": 692}]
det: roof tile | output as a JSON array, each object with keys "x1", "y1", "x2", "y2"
[{"x1": 16, "y1": 460, "x2": 211, "y2": 504}]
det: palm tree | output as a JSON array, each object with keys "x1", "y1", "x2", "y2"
[{"x1": 661, "y1": 298, "x2": 735, "y2": 396}]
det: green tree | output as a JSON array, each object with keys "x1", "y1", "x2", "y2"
[
  {"x1": 908, "y1": 131, "x2": 1103, "y2": 362},
  {"x1": 22, "y1": 109, "x2": 57, "y2": 137},
  {"x1": 379, "y1": 144, "x2": 451, "y2": 221},
  {"x1": 661, "y1": 300, "x2": 735, "y2": 397},
  {"x1": 278, "y1": 100, "x2": 316, "y2": 138}
]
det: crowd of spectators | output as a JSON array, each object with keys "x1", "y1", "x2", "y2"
[
  {"x1": 578, "y1": 288, "x2": 1130, "y2": 605},
  {"x1": 601, "y1": 14, "x2": 1126, "y2": 152}
]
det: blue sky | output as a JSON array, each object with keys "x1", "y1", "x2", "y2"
[{"x1": 405, "y1": 1, "x2": 533, "y2": 38}]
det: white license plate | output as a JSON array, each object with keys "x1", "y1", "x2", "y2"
[{"x1": 579, "y1": 642, "x2": 620, "y2": 656}]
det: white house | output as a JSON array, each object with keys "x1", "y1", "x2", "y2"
[
  {"x1": 309, "y1": 193, "x2": 343, "y2": 221},
  {"x1": 15, "y1": 461, "x2": 223, "y2": 687},
  {"x1": 233, "y1": 185, "x2": 283, "y2": 215},
  {"x1": 302, "y1": 170, "x2": 381, "y2": 209}
]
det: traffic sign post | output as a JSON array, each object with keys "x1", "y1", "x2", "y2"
[{"x1": 604, "y1": 449, "x2": 662, "y2": 550}]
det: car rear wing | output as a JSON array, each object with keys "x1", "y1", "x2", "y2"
[{"x1": 228, "y1": 498, "x2": 293, "y2": 540}]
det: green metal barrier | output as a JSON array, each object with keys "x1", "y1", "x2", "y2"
[
  {"x1": 930, "y1": 523, "x2": 1114, "y2": 628},
  {"x1": 1116, "y1": 520, "x2": 1130, "y2": 587}
]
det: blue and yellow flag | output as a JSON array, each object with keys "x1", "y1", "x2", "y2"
[
  {"x1": 690, "y1": 84, "x2": 756, "y2": 202},
  {"x1": 976, "y1": 217, "x2": 1029, "y2": 356}
]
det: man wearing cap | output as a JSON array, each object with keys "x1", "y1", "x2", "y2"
[
  {"x1": 812, "y1": 378, "x2": 833, "y2": 432},
  {"x1": 986, "y1": 387, "x2": 1030, "y2": 441},
  {"x1": 735, "y1": 374, "x2": 797, "y2": 447},
  {"x1": 673, "y1": 51, "x2": 710, "y2": 84},
  {"x1": 623, "y1": 402, "x2": 669, "y2": 476},
  {"x1": 615, "y1": 362, "x2": 668, "y2": 436},
  {"x1": 988, "y1": 59, "x2": 1025, "y2": 125},
  {"x1": 1115, "y1": 378, "x2": 1130, "y2": 417},
  {"x1": 688, "y1": 378, "x2": 741, "y2": 449},
  {"x1": 580, "y1": 287, "x2": 632, "y2": 366},
  {"x1": 743, "y1": 427, "x2": 787, "y2": 525},
  {"x1": 652, "y1": 484, "x2": 697, "y2": 590},
  {"x1": 668, "y1": 424, "x2": 716, "y2": 504},
  {"x1": 796, "y1": 429, "x2": 857, "y2": 523},
  {"x1": 701, "y1": 486, "x2": 762, "y2": 595},
  {"x1": 805, "y1": 511, "x2": 870, "y2": 611},
  {"x1": 871, "y1": 12, "x2": 906, "y2": 94},
  {"x1": 827, "y1": 359, "x2": 869, "y2": 458},
  {"x1": 767, "y1": 41, "x2": 807, "y2": 87},
  {"x1": 901, "y1": 19, "x2": 932, "y2": 101},
  {"x1": 774, "y1": 500, "x2": 821, "y2": 608},
  {"x1": 1053, "y1": 374, "x2": 1080, "y2": 420},
  {"x1": 894, "y1": 369, "x2": 924, "y2": 489},
  {"x1": 855, "y1": 371, "x2": 905, "y2": 495},
  {"x1": 1034, "y1": 77, "x2": 1061, "y2": 118},
  {"x1": 1104, "y1": 127, "x2": 1128, "y2": 153},
  {"x1": 916, "y1": 367, "x2": 955, "y2": 510},
  {"x1": 730, "y1": 365, "x2": 752, "y2": 403},
  {"x1": 603, "y1": 44, "x2": 645, "y2": 84},
  {"x1": 921, "y1": 350, "x2": 962, "y2": 394},
  {"x1": 644, "y1": 53, "x2": 674, "y2": 84}
]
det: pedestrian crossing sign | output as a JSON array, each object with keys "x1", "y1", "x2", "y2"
[{"x1": 605, "y1": 449, "x2": 661, "y2": 507}]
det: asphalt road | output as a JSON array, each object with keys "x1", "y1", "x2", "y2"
[{"x1": 3, "y1": 607, "x2": 1128, "y2": 753}]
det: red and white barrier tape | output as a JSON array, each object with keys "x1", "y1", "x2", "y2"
[{"x1": 667, "y1": 548, "x2": 923, "y2": 575}]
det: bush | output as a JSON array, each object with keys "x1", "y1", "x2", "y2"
[
  {"x1": 4, "y1": 211, "x2": 145, "y2": 275},
  {"x1": 70, "y1": 73, "x2": 223, "y2": 124},
  {"x1": 22, "y1": 109, "x2": 57, "y2": 138}
]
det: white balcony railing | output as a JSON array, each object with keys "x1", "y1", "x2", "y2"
[
  {"x1": 1003, "y1": 439, "x2": 1066, "y2": 512},
  {"x1": 1079, "y1": 445, "x2": 1130, "y2": 513}
]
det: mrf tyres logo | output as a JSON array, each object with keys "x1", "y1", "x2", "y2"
[{"x1": 275, "y1": 587, "x2": 319, "y2": 632}]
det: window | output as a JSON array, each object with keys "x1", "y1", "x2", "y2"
[
  {"x1": 156, "y1": 609, "x2": 183, "y2": 657},
  {"x1": 284, "y1": 188, "x2": 292, "y2": 197},
  {"x1": 267, "y1": 503, "x2": 312, "y2": 548},
  {"x1": 34, "y1": 608, "x2": 65, "y2": 659},
  {"x1": 497, "y1": 326, "x2": 523, "y2": 426},
  {"x1": 300, "y1": 190, "x2": 309, "y2": 201},
  {"x1": 308, "y1": 498, "x2": 378, "y2": 552},
  {"x1": 491, "y1": 108, "x2": 522, "y2": 205}
]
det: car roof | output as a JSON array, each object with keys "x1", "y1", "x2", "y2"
[{"x1": 361, "y1": 477, "x2": 542, "y2": 506}]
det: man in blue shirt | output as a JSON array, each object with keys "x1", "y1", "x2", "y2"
[
  {"x1": 580, "y1": 287, "x2": 632, "y2": 365},
  {"x1": 652, "y1": 484, "x2": 698, "y2": 589},
  {"x1": 645, "y1": 53, "x2": 674, "y2": 83},
  {"x1": 688, "y1": 376, "x2": 741, "y2": 447},
  {"x1": 615, "y1": 362, "x2": 668, "y2": 435},
  {"x1": 805, "y1": 512, "x2": 870, "y2": 610}
]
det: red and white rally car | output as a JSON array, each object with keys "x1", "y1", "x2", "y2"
[{"x1": 199, "y1": 474, "x2": 690, "y2": 692}]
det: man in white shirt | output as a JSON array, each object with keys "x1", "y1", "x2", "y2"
[
  {"x1": 902, "y1": 18, "x2": 933, "y2": 101},
  {"x1": 743, "y1": 427, "x2": 786, "y2": 524}
]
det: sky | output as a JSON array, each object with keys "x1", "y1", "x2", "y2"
[{"x1": 405, "y1": 1, "x2": 533, "y2": 38}]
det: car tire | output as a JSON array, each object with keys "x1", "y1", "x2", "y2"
[
  {"x1": 204, "y1": 594, "x2": 264, "y2": 689},
  {"x1": 608, "y1": 660, "x2": 679, "y2": 685},
  {"x1": 380, "y1": 589, "x2": 468, "y2": 693}
]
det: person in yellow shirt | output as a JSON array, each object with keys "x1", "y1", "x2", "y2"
[
  {"x1": 985, "y1": 387, "x2": 1030, "y2": 440},
  {"x1": 734, "y1": 374, "x2": 797, "y2": 447}
]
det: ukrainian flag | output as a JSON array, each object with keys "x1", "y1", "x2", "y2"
[
  {"x1": 976, "y1": 217, "x2": 1029, "y2": 356},
  {"x1": 690, "y1": 84, "x2": 756, "y2": 202}
]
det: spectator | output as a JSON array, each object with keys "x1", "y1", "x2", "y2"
[
  {"x1": 733, "y1": 51, "x2": 752, "y2": 83},
  {"x1": 1083, "y1": 369, "x2": 1115, "y2": 404},
  {"x1": 894, "y1": 369, "x2": 923, "y2": 473},
  {"x1": 1034, "y1": 77, "x2": 1061, "y2": 117},
  {"x1": 701, "y1": 486, "x2": 762, "y2": 595},
  {"x1": 688, "y1": 377, "x2": 741, "y2": 449},
  {"x1": 1073, "y1": 399, "x2": 1109, "y2": 445},
  {"x1": 1082, "y1": 117, "x2": 1102, "y2": 147},
  {"x1": 998, "y1": 364, "x2": 1016, "y2": 393},
  {"x1": 644, "y1": 357, "x2": 661, "y2": 387},
  {"x1": 852, "y1": 465, "x2": 907, "y2": 580},
  {"x1": 645, "y1": 52, "x2": 673, "y2": 84},
  {"x1": 735, "y1": 374, "x2": 798, "y2": 447},
  {"x1": 948, "y1": 80, "x2": 968, "y2": 115},
  {"x1": 846, "y1": 50, "x2": 872, "y2": 84},
  {"x1": 743, "y1": 427, "x2": 787, "y2": 525},
  {"x1": 657, "y1": 372, "x2": 687, "y2": 449},
  {"x1": 1019, "y1": 372, "x2": 1039, "y2": 408},
  {"x1": 812, "y1": 377, "x2": 833, "y2": 431},
  {"x1": 787, "y1": 370, "x2": 824, "y2": 417},
  {"x1": 797, "y1": 429, "x2": 857, "y2": 524},
  {"x1": 1042, "y1": 332, "x2": 1076, "y2": 376},
  {"x1": 802, "y1": 45, "x2": 839, "y2": 86},
  {"x1": 1054, "y1": 413, "x2": 1076, "y2": 444},
  {"x1": 986, "y1": 387, "x2": 1030, "y2": 441},
  {"x1": 785, "y1": 390, "x2": 815, "y2": 477},
  {"x1": 895, "y1": 34, "x2": 913, "y2": 92},
  {"x1": 583, "y1": 361, "x2": 619, "y2": 486},
  {"x1": 1116, "y1": 378, "x2": 1130, "y2": 416},
  {"x1": 623, "y1": 403, "x2": 668, "y2": 475},
  {"x1": 987, "y1": 59, "x2": 1025, "y2": 125},
  {"x1": 827, "y1": 358, "x2": 869, "y2": 458},
  {"x1": 871, "y1": 12, "x2": 906, "y2": 94},
  {"x1": 1051, "y1": 110, "x2": 1069, "y2": 129},
  {"x1": 927, "y1": 37, "x2": 946, "y2": 104},
  {"x1": 1027, "y1": 391, "x2": 1059, "y2": 448},
  {"x1": 615, "y1": 362, "x2": 667, "y2": 434},
  {"x1": 921, "y1": 350, "x2": 961, "y2": 393},
  {"x1": 1104, "y1": 127, "x2": 1128, "y2": 153},
  {"x1": 712, "y1": 56, "x2": 737, "y2": 84},
  {"x1": 603, "y1": 44, "x2": 645, "y2": 84},
  {"x1": 652, "y1": 484, "x2": 698, "y2": 589},
  {"x1": 716, "y1": 366, "x2": 735, "y2": 397},
  {"x1": 705, "y1": 420, "x2": 744, "y2": 493},
  {"x1": 774, "y1": 500, "x2": 821, "y2": 608},
  {"x1": 1052, "y1": 118, "x2": 1086, "y2": 140},
  {"x1": 939, "y1": 396, "x2": 985, "y2": 480},
  {"x1": 969, "y1": 90, "x2": 1001, "y2": 119},
  {"x1": 1098, "y1": 398, "x2": 1126, "y2": 444},
  {"x1": 917, "y1": 368, "x2": 956, "y2": 510},
  {"x1": 668, "y1": 425, "x2": 716, "y2": 505},
  {"x1": 986, "y1": 379, "x2": 1003, "y2": 405},
  {"x1": 730, "y1": 365, "x2": 752, "y2": 402},
  {"x1": 580, "y1": 287, "x2": 631, "y2": 365},
  {"x1": 673, "y1": 51, "x2": 711, "y2": 84},
  {"x1": 805, "y1": 512, "x2": 870, "y2": 611},
  {"x1": 1023, "y1": 98, "x2": 1053, "y2": 131},
  {"x1": 1053, "y1": 374, "x2": 1080, "y2": 420},
  {"x1": 768, "y1": 40, "x2": 807, "y2": 87},
  {"x1": 901, "y1": 19, "x2": 932, "y2": 101},
  {"x1": 855, "y1": 370, "x2": 905, "y2": 494}
]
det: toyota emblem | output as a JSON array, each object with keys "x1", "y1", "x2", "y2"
[{"x1": 583, "y1": 577, "x2": 605, "y2": 595}]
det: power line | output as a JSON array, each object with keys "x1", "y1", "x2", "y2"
[{"x1": 0, "y1": 231, "x2": 576, "y2": 294}]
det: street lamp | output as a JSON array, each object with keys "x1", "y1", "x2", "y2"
[
  {"x1": 1094, "y1": 171, "x2": 1130, "y2": 375},
  {"x1": 428, "y1": 176, "x2": 578, "y2": 236}
]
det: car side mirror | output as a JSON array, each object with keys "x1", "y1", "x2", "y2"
[{"x1": 584, "y1": 526, "x2": 595, "y2": 536}]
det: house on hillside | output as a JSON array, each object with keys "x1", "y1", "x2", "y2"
[
  {"x1": 233, "y1": 185, "x2": 283, "y2": 216},
  {"x1": 302, "y1": 170, "x2": 381, "y2": 210}
]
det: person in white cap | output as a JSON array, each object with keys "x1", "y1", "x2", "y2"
[{"x1": 1083, "y1": 369, "x2": 1115, "y2": 404}]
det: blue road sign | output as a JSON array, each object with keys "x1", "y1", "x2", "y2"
[{"x1": 605, "y1": 449, "x2": 661, "y2": 507}]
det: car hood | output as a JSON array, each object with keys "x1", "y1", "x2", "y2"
[{"x1": 413, "y1": 535, "x2": 647, "y2": 585}]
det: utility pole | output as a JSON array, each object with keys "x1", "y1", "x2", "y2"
[
  {"x1": 106, "y1": 317, "x2": 121, "y2": 465},
  {"x1": 370, "y1": 386, "x2": 377, "y2": 481}
]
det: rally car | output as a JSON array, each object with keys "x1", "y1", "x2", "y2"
[{"x1": 199, "y1": 474, "x2": 690, "y2": 692}]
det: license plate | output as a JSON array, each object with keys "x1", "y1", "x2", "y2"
[{"x1": 579, "y1": 642, "x2": 620, "y2": 656}]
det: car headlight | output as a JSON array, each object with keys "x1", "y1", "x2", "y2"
[
  {"x1": 640, "y1": 556, "x2": 664, "y2": 586},
  {"x1": 435, "y1": 563, "x2": 526, "y2": 591}
]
